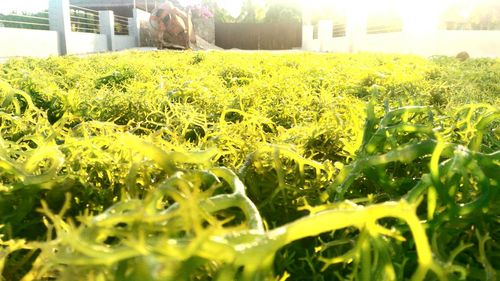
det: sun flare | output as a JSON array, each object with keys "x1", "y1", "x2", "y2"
[{"x1": 301, "y1": 0, "x2": 498, "y2": 32}]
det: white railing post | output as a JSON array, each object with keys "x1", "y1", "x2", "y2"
[
  {"x1": 99, "y1": 10, "x2": 115, "y2": 51},
  {"x1": 318, "y1": 20, "x2": 333, "y2": 52},
  {"x1": 128, "y1": 17, "x2": 136, "y2": 40},
  {"x1": 49, "y1": 0, "x2": 71, "y2": 55},
  {"x1": 301, "y1": 3, "x2": 313, "y2": 51},
  {"x1": 345, "y1": 0, "x2": 367, "y2": 53},
  {"x1": 302, "y1": 24, "x2": 314, "y2": 50},
  {"x1": 131, "y1": 9, "x2": 142, "y2": 47},
  {"x1": 400, "y1": 1, "x2": 442, "y2": 55}
]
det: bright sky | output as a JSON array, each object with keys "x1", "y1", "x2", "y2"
[
  {"x1": 0, "y1": 0, "x2": 494, "y2": 19},
  {"x1": 0, "y1": 0, "x2": 48, "y2": 14},
  {"x1": 182, "y1": 0, "x2": 265, "y2": 17},
  {"x1": 0, "y1": 0, "x2": 261, "y2": 17}
]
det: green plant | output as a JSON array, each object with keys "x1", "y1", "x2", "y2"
[{"x1": 0, "y1": 52, "x2": 498, "y2": 281}]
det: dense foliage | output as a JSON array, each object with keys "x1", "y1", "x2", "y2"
[
  {"x1": 0, "y1": 52, "x2": 498, "y2": 281},
  {"x1": 198, "y1": 0, "x2": 302, "y2": 23}
]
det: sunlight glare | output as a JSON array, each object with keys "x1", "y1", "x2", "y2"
[
  {"x1": 213, "y1": 0, "x2": 241, "y2": 17},
  {"x1": 300, "y1": 0, "x2": 493, "y2": 33},
  {"x1": 0, "y1": 0, "x2": 48, "y2": 14}
]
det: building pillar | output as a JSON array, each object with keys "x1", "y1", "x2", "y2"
[
  {"x1": 49, "y1": 0, "x2": 72, "y2": 55},
  {"x1": 302, "y1": 24, "x2": 314, "y2": 50},
  {"x1": 318, "y1": 20, "x2": 333, "y2": 52},
  {"x1": 400, "y1": 0, "x2": 442, "y2": 55},
  {"x1": 401, "y1": 0, "x2": 441, "y2": 34},
  {"x1": 131, "y1": 9, "x2": 142, "y2": 47},
  {"x1": 99, "y1": 10, "x2": 115, "y2": 51},
  {"x1": 128, "y1": 17, "x2": 137, "y2": 43},
  {"x1": 345, "y1": 0, "x2": 367, "y2": 53}
]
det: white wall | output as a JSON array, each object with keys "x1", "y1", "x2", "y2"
[
  {"x1": 0, "y1": 0, "x2": 141, "y2": 60},
  {"x1": 303, "y1": 27, "x2": 500, "y2": 57},
  {"x1": 132, "y1": 8, "x2": 155, "y2": 47},
  {"x1": 114, "y1": 35, "x2": 136, "y2": 50},
  {"x1": 0, "y1": 27, "x2": 59, "y2": 59},
  {"x1": 359, "y1": 31, "x2": 500, "y2": 57},
  {"x1": 434, "y1": 31, "x2": 500, "y2": 57},
  {"x1": 318, "y1": 20, "x2": 333, "y2": 52},
  {"x1": 66, "y1": 32, "x2": 108, "y2": 55},
  {"x1": 302, "y1": 1, "x2": 500, "y2": 57},
  {"x1": 361, "y1": 32, "x2": 411, "y2": 54},
  {"x1": 302, "y1": 25, "x2": 320, "y2": 51},
  {"x1": 329, "y1": 37, "x2": 351, "y2": 53}
]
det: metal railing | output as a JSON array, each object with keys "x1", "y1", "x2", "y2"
[
  {"x1": 0, "y1": 11, "x2": 50, "y2": 30},
  {"x1": 69, "y1": 5, "x2": 100, "y2": 33},
  {"x1": 134, "y1": 0, "x2": 160, "y2": 12},
  {"x1": 114, "y1": 14, "x2": 129, "y2": 35},
  {"x1": 367, "y1": 20, "x2": 403, "y2": 34},
  {"x1": 444, "y1": 21, "x2": 500, "y2": 31},
  {"x1": 313, "y1": 24, "x2": 318, "y2": 39},
  {"x1": 332, "y1": 23, "x2": 346, "y2": 38}
]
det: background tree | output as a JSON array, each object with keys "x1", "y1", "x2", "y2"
[
  {"x1": 196, "y1": 0, "x2": 237, "y2": 23},
  {"x1": 263, "y1": 0, "x2": 301, "y2": 23},
  {"x1": 237, "y1": 0, "x2": 265, "y2": 23}
]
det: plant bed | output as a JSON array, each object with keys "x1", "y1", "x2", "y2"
[{"x1": 0, "y1": 51, "x2": 498, "y2": 280}]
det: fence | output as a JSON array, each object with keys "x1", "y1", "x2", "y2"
[
  {"x1": 302, "y1": 19, "x2": 500, "y2": 57},
  {"x1": 69, "y1": 5, "x2": 100, "y2": 33},
  {"x1": 134, "y1": 0, "x2": 160, "y2": 13},
  {"x1": 301, "y1": 1, "x2": 500, "y2": 58},
  {"x1": 444, "y1": 21, "x2": 500, "y2": 31},
  {"x1": 114, "y1": 14, "x2": 129, "y2": 35},
  {"x1": 0, "y1": 11, "x2": 50, "y2": 30},
  {"x1": 215, "y1": 22, "x2": 302, "y2": 50},
  {"x1": 332, "y1": 23, "x2": 345, "y2": 38},
  {"x1": 0, "y1": 0, "x2": 143, "y2": 60},
  {"x1": 366, "y1": 18, "x2": 403, "y2": 34}
]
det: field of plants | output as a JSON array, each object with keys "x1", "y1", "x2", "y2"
[{"x1": 0, "y1": 51, "x2": 498, "y2": 281}]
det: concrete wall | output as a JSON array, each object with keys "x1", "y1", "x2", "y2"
[
  {"x1": 0, "y1": 27, "x2": 59, "y2": 59},
  {"x1": 361, "y1": 32, "x2": 410, "y2": 54},
  {"x1": 318, "y1": 20, "x2": 333, "y2": 53},
  {"x1": 49, "y1": 0, "x2": 71, "y2": 55},
  {"x1": 302, "y1": 1, "x2": 500, "y2": 57},
  {"x1": 434, "y1": 31, "x2": 500, "y2": 57},
  {"x1": 359, "y1": 31, "x2": 500, "y2": 57},
  {"x1": 133, "y1": 8, "x2": 155, "y2": 47},
  {"x1": 303, "y1": 21, "x2": 500, "y2": 57},
  {"x1": 329, "y1": 37, "x2": 351, "y2": 53},
  {"x1": 114, "y1": 35, "x2": 136, "y2": 50},
  {"x1": 0, "y1": 0, "x2": 140, "y2": 60},
  {"x1": 302, "y1": 25, "x2": 320, "y2": 51},
  {"x1": 66, "y1": 32, "x2": 108, "y2": 55}
]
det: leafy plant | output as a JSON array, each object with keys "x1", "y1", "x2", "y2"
[{"x1": 0, "y1": 51, "x2": 498, "y2": 281}]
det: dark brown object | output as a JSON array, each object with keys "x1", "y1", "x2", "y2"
[
  {"x1": 456, "y1": 51, "x2": 470, "y2": 61},
  {"x1": 215, "y1": 22, "x2": 302, "y2": 50}
]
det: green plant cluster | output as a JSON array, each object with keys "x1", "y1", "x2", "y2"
[{"x1": 0, "y1": 52, "x2": 498, "y2": 281}]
